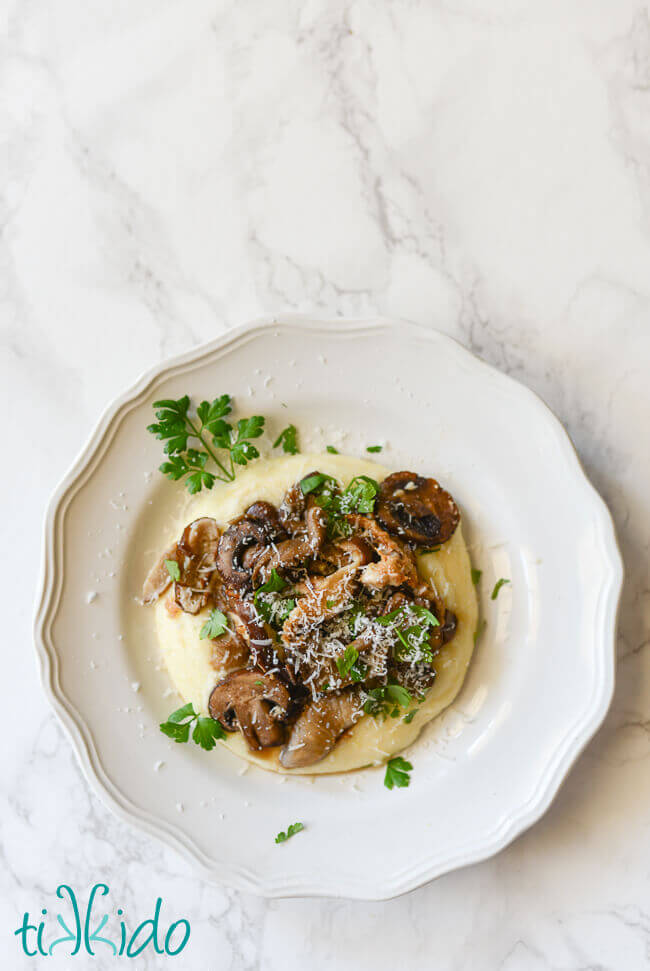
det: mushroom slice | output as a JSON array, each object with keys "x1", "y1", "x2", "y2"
[
  {"x1": 279, "y1": 690, "x2": 362, "y2": 768},
  {"x1": 279, "y1": 479, "x2": 309, "y2": 531},
  {"x1": 142, "y1": 544, "x2": 178, "y2": 605},
  {"x1": 208, "y1": 670, "x2": 291, "y2": 750},
  {"x1": 217, "y1": 519, "x2": 268, "y2": 589},
  {"x1": 226, "y1": 590, "x2": 278, "y2": 671},
  {"x1": 375, "y1": 471, "x2": 460, "y2": 546},
  {"x1": 251, "y1": 502, "x2": 327, "y2": 586},
  {"x1": 347, "y1": 514, "x2": 418, "y2": 590}
]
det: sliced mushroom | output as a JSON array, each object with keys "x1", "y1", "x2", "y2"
[
  {"x1": 143, "y1": 518, "x2": 221, "y2": 612},
  {"x1": 208, "y1": 670, "x2": 291, "y2": 750},
  {"x1": 279, "y1": 690, "x2": 362, "y2": 768},
  {"x1": 142, "y1": 544, "x2": 178, "y2": 605},
  {"x1": 347, "y1": 514, "x2": 418, "y2": 590},
  {"x1": 217, "y1": 519, "x2": 268, "y2": 588},
  {"x1": 250, "y1": 502, "x2": 327, "y2": 587},
  {"x1": 376, "y1": 471, "x2": 459, "y2": 546},
  {"x1": 279, "y1": 479, "x2": 309, "y2": 530},
  {"x1": 226, "y1": 590, "x2": 278, "y2": 670},
  {"x1": 243, "y1": 501, "x2": 285, "y2": 539}
]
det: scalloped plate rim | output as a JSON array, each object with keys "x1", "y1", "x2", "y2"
[{"x1": 33, "y1": 313, "x2": 623, "y2": 899}]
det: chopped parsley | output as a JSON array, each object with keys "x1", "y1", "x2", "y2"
[
  {"x1": 491, "y1": 577, "x2": 510, "y2": 599},
  {"x1": 377, "y1": 603, "x2": 440, "y2": 664},
  {"x1": 326, "y1": 445, "x2": 339, "y2": 454},
  {"x1": 148, "y1": 394, "x2": 265, "y2": 492},
  {"x1": 473, "y1": 619, "x2": 486, "y2": 645},
  {"x1": 165, "y1": 559, "x2": 180, "y2": 582},
  {"x1": 402, "y1": 709, "x2": 418, "y2": 724},
  {"x1": 363, "y1": 683, "x2": 412, "y2": 719},
  {"x1": 254, "y1": 569, "x2": 296, "y2": 628},
  {"x1": 384, "y1": 757, "x2": 412, "y2": 790},
  {"x1": 199, "y1": 609, "x2": 229, "y2": 640},
  {"x1": 273, "y1": 424, "x2": 299, "y2": 455},
  {"x1": 299, "y1": 472, "x2": 379, "y2": 538},
  {"x1": 366, "y1": 445, "x2": 383, "y2": 453},
  {"x1": 335, "y1": 644, "x2": 366, "y2": 681},
  {"x1": 159, "y1": 702, "x2": 226, "y2": 750},
  {"x1": 471, "y1": 567, "x2": 482, "y2": 586},
  {"x1": 275, "y1": 822, "x2": 304, "y2": 844}
]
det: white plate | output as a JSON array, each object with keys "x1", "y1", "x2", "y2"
[{"x1": 34, "y1": 316, "x2": 622, "y2": 899}]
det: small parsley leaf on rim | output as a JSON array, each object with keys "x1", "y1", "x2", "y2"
[
  {"x1": 159, "y1": 703, "x2": 226, "y2": 750},
  {"x1": 491, "y1": 578, "x2": 510, "y2": 600},
  {"x1": 471, "y1": 567, "x2": 482, "y2": 586},
  {"x1": 273, "y1": 424, "x2": 299, "y2": 455},
  {"x1": 384, "y1": 757, "x2": 412, "y2": 790},
  {"x1": 326, "y1": 445, "x2": 339, "y2": 454},
  {"x1": 366, "y1": 445, "x2": 383, "y2": 453},
  {"x1": 275, "y1": 822, "x2": 304, "y2": 844}
]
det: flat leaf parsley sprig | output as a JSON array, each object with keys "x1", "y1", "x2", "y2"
[
  {"x1": 159, "y1": 702, "x2": 227, "y2": 750},
  {"x1": 147, "y1": 394, "x2": 265, "y2": 493}
]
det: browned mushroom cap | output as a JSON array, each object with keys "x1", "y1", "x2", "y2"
[
  {"x1": 278, "y1": 479, "x2": 309, "y2": 531},
  {"x1": 142, "y1": 518, "x2": 221, "y2": 611},
  {"x1": 142, "y1": 544, "x2": 178, "y2": 605},
  {"x1": 250, "y1": 502, "x2": 327, "y2": 587},
  {"x1": 375, "y1": 471, "x2": 460, "y2": 546},
  {"x1": 208, "y1": 670, "x2": 291, "y2": 750},
  {"x1": 217, "y1": 519, "x2": 268, "y2": 588},
  {"x1": 243, "y1": 501, "x2": 285, "y2": 538},
  {"x1": 279, "y1": 690, "x2": 362, "y2": 768}
]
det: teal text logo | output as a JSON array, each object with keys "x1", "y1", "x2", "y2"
[{"x1": 14, "y1": 884, "x2": 190, "y2": 958}]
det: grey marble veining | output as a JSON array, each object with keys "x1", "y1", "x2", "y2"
[{"x1": 2, "y1": 0, "x2": 649, "y2": 968}]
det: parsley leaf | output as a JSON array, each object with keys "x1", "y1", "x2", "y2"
[
  {"x1": 336, "y1": 644, "x2": 360, "y2": 678},
  {"x1": 402, "y1": 709, "x2": 418, "y2": 724},
  {"x1": 384, "y1": 757, "x2": 412, "y2": 790},
  {"x1": 491, "y1": 578, "x2": 510, "y2": 600},
  {"x1": 366, "y1": 445, "x2": 382, "y2": 453},
  {"x1": 326, "y1": 445, "x2": 339, "y2": 454},
  {"x1": 159, "y1": 703, "x2": 227, "y2": 750},
  {"x1": 273, "y1": 424, "x2": 299, "y2": 455},
  {"x1": 148, "y1": 395, "x2": 265, "y2": 492},
  {"x1": 165, "y1": 559, "x2": 181, "y2": 582},
  {"x1": 377, "y1": 603, "x2": 440, "y2": 665},
  {"x1": 275, "y1": 822, "x2": 304, "y2": 844},
  {"x1": 473, "y1": 619, "x2": 486, "y2": 645},
  {"x1": 339, "y1": 475, "x2": 379, "y2": 514},
  {"x1": 254, "y1": 569, "x2": 295, "y2": 628},
  {"x1": 363, "y1": 683, "x2": 412, "y2": 719},
  {"x1": 299, "y1": 472, "x2": 332, "y2": 495},
  {"x1": 471, "y1": 567, "x2": 482, "y2": 586},
  {"x1": 199, "y1": 609, "x2": 229, "y2": 640}
]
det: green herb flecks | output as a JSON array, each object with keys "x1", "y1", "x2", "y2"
[
  {"x1": 384, "y1": 757, "x2": 413, "y2": 790},
  {"x1": 165, "y1": 559, "x2": 180, "y2": 581},
  {"x1": 254, "y1": 569, "x2": 296, "y2": 629},
  {"x1": 377, "y1": 603, "x2": 440, "y2": 665},
  {"x1": 273, "y1": 424, "x2": 299, "y2": 455},
  {"x1": 148, "y1": 395, "x2": 265, "y2": 493},
  {"x1": 471, "y1": 567, "x2": 482, "y2": 586},
  {"x1": 199, "y1": 609, "x2": 229, "y2": 640},
  {"x1": 326, "y1": 445, "x2": 339, "y2": 454},
  {"x1": 159, "y1": 703, "x2": 226, "y2": 751},
  {"x1": 275, "y1": 822, "x2": 304, "y2": 844},
  {"x1": 363, "y1": 683, "x2": 413, "y2": 719},
  {"x1": 491, "y1": 578, "x2": 510, "y2": 600},
  {"x1": 366, "y1": 445, "x2": 383, "y2": 453},
  {"x1": 298, "y1": 472, "x2": 379, "y2": 539}
]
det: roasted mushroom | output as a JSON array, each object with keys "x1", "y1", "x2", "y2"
[
  {"x1": 208, "y1": 670, "x2": 291, "y2": 750},
  {"x1": 250, "y1": 502, "x2": 327, "y2": 586},
  {"x1": 142, "y1": 544, "x2": 178, "y2": 605},
  {"x1": 375, "y1": 471, "x2": 459, "y2": 546},
  {"x1": 142, "y1": 518, "x2": 221, "y2": 613},
  {"x1": 347, "y1": 514, "x2": 419, "y2": 590},
  {"x1": 217, "y1": 519, "x2": 269, "y2": 588},
  {"x1": 279, "y1": 690, "x2": 362, "y2": 768}
]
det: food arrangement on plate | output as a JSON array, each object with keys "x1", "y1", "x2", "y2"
[{"x1": 142, "y1": 394, "x2": 479, "y2": 783}]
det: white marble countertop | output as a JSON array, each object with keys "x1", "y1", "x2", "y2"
[{"x1": 3, "y1": 1, "x2": 650, "y2": 968}]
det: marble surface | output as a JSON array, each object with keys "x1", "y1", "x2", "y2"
[{"x1": 2, "y1": 0, "x2": 650, "y2": 967}]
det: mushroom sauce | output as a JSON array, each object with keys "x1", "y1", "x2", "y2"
[{"x1": 144, "y1": 455, "x2": 478, "y2": 774}]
